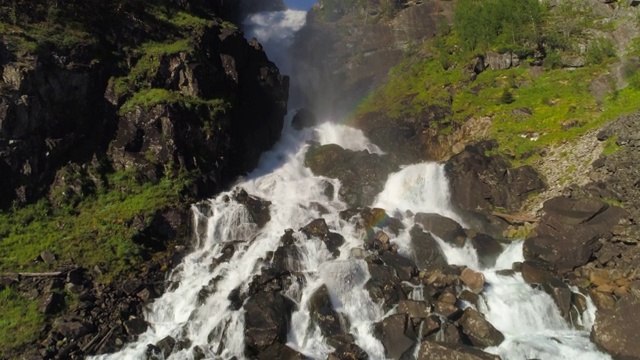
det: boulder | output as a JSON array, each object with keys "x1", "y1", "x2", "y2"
[
  {"x1": 397, "y1": 300, "x2": 431, "y2": 320},
  {"x1": 409, "y1": 226, "x2": 449, "y2": 272},
  {"x1": 38, "y1": 291, "x2": 64, "y2": 315},
  {"x1": 155, "y1": 336, "x2": 176, "y2": 358},
  {"x1": 417, "y1": 341, "x2": 500, "y2": 360},
  {"x1": 458, "y1": 308, "x2": 504, "y2": 347},
  {"x1": 244, "y1": 292, "x2": 293, "y2": 355},
  {"x1": 308, "y1": 285, "x2": 345, "y2": 338},
  {"x1": 375, "y1": 314, "x2": 417, "y2": 359},
  {"x1": 365, "y1": 257, "x2": 406, "y2": 311},
  {"x1": 485, "y1": 51, "x2": 517, "y2": 70},
  {"x1": 414, "y1": 213, "x2": 467, "y2": 247},
  {"x1": 445, "y1": 141, "x2": 545, "y2": 212},
  {"x1": 380, "y1": 251, "x2": 418, "y2": 281},
  {"x1": 327, "y1": 341, "x2": 369, "y2": 360},
  {"x1": 234, "y1": 189, "x2": 272, "y2": 228},
  {"x1": 468, "y1": 232, "x2": 503, "y2": 268},
  {"x1": 592, "y1": 293, "x2": 640, "y2": 359},
  {"x1": 520, "y1": 261, "x2": 572, "y2": 320},
  {"x1": 524, "y1": 197, "x2": 628, "y2": 274},
  {"x1": 53, "y1": 317, "x2": 95, "y2": 339},
  {"x1": 123, "y1": 317, "x2": 149, "y2": 337},
  {"x1": 305, "y1": 144, "x2": 399, "y2": 208},
  {"x1": 258, "y1": 343, "x2": 307, "y2": 360},
  {"x1": 300, "y1": 218, "x2": 344, "y2": 256},
  {"x1": 460, "y1": 268, "x2": 484, "y2": 294},
  {"x1": 301, "y1": 218, "x2": 330, "y2": 238}
]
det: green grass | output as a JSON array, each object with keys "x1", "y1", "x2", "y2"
[
  {"x1": 0, "y1": 170, "x2": 193, "y2": 282},
  {"x1": 354, "y1": 44, "x2": 640, "y2": 164},
  {"x1": 0, "y1": 287, "x2": 45, "y2": 357}
]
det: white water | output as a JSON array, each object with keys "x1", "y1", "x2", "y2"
[{"x1": 91, "y1": 9, "x2": 611, "y2": 360}]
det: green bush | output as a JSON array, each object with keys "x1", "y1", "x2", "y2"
[
  {"x1": 500, "y1": 88, "x2": 515, "y2": 104},
  {"x1": 544, "y1": 49, "x2": 563, "y2": 69},
  {"x1": 586, "y1": 37, "x2": 616, "y2": 65}
]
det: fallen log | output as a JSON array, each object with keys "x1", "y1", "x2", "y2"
[
  {"x1": 0, "y1": 271, "x2": 63, "y2": 278},
  {"x1": 491, "y1": 211, "x2": 538, "y2": 224}
]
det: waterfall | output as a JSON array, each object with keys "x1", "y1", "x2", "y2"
[{"x1": 91, "y1": 8, "x2": 610, "y2": 360}]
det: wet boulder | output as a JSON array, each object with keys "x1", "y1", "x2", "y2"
[
  {"x1": 380, "y1": 251, "x2": 418, "y2": 281},
  {"x1": 458, "y1": 308, "x2": 504, "y2": 347},
  {"x1": 397, "y1": 300, "x2": 431, "y2": 320},
  {"x1": 234, "y1": 188, "x2": 272, "y2": 228},
  {"x1": 365, "y1": 257, "x2": 406, "y2": 311},
  {"x1": 460, "y1": 268, "x2": 484, "y2": 294},
  {"x1": 417, "y1": 341, "x2": 500, "y2": 360},
  {"x1": 375, "y1": 314, "x2": 417, "y2": 359},
  {"x1": 244, "y1": 292, "x2": 294, "y2": 355},
  {"x1": 524, "y1": 197, "x2": 627, "y2": 274},
  {"x1": 414, "y1": 213, "x2": 467, "y2": 247},
  {"x1": 592, "y1": 291, "x2": 640, "y2": 359},
  {"x1": 258, "y1": 343, "x2": 307, "y2": 360},
  {"x1": 308, "y1": 285, "x2": 345, "y2": 338},
  {"x1": 520, "y1": 261, "x2": 572, "y2": 320},
  {"x1": 305, "y1": 144, "x2": 399, "y2": 208},
  {"x1": 300, "y1": 218, "x2": 344, "y2": 256},
  {"x1": 328, "y1": 341, "x2": 369, "y2": 360},
  {"x1": 409, "y1": 226, "x2": 449, "y2": 272},
  {"x1": 468, "y1": 232, "x2": 503, "y2": 268}
]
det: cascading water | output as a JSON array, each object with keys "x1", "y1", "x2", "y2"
[{"x1": 92, "y1": 8, "x2": 611, "y2": 360}]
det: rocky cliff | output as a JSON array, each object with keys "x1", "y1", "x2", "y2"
[
  {"x1": 291, "y1": 0, "x2": 453, "y2": 118},
  {"x1": 0, "y1": 0, "x2": 288, "y2": 207}
]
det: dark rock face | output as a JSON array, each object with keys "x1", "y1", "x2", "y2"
[
  {"x1": 291, "y1": 108, "x2": 318, "y2": 130},
  {"x1": 458, "y1": 308, "x2": 504, "y2": 347},
  {"x1": 243, "y1": 292, "x2": 294, "y2": 356},
  {"x1": 291, "y1": 1, "x2": 453, "y2": 120},
  {"x1": 445, "y1": 141, "x2": 546, "y2": 212},
  {"x1": 0, "y1": 4, "x2": 289, "y2": 208},
  {"x1": 520, "y1": 261, "x2": 572, "y2": 320},
  {"x1": 592, "y1": 292, "x2": 640, "y2": 359},
  {"x1": 414, "y1": 213, "x2": 467, "y2": 247},
  {"x1": 300, "y1": 218, "x2": 345, "y2": 256},
  {"x1": 234, "y1": 189, "x2": 272, "y2": 228},
  {"x1": 305, "y1": 144, "x2": 399, "y2": 208},
  {"x1": 308, "y1": 285, "x2": 345, "y2": 338},
  {"x1": 375, "y1": 314, "x2": 417, "y2": 359},
  {"x1": 257, "y1": 343, "x2": 307, "y2": 360},
  {"x1": 524, "y1": 197, "x2": 627, "y2": 274},
  {"x1": 409, "y1": 226, "x2": 449, "y2": 273},
  {"x1": 364, "y1": 257, "x2": 407, "y2": 312}
]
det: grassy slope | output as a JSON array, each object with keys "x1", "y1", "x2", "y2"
[{"x1": 353, "y1": 2, "x2": 640, "y2": 166}]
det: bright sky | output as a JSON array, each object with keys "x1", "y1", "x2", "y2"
[{"x1": 284, "y1": 0, "x2": 316, "y2": 10}]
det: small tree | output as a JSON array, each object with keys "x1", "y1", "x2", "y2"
[{"x1": 500, "y1": 88, "x2": 515, "y2": 104}]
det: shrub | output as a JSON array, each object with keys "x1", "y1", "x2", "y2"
[
  {"x1": 500, "y1": 88, "x2": 515, "y2": 104},
  {"x1": 586, "y1": 37, "x2": 616, "y2": 65},
  {"x1": 544, "y1": 49, "x2": 563, "y2": 69}
]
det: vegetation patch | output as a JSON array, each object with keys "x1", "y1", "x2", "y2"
[
  {"x1": 352, "y1": 0, "x2": 640, "y2": 165},
  {"x1": 0, "y1": 287, "x2": 45, "y2": 356},
  {"x1": 0, "y1": 170, "x2": 194, "y2": 282}
]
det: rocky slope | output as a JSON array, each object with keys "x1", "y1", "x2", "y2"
[{"x1": 0, "y1": 0, "x2": 289, "y2": 358}]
